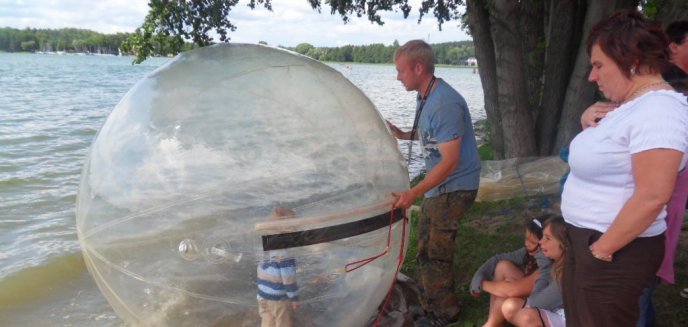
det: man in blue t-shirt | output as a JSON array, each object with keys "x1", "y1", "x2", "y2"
[{"x1": 386, "y1": 40, "x2": 481, "y2": 325}]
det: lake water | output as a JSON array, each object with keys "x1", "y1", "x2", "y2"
[{"x1": 0, "y1": 52, "x2": 484, "y2": 326}]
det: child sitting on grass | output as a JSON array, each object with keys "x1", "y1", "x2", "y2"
[{"x1": 470, "y1": 213, "x2": 556, "y2": 327}]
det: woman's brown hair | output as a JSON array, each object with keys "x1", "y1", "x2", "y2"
[{"x1": 586, "y1": 9, "x2": 670, "y2": 79}]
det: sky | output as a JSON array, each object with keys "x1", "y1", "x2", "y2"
[{"x1": 0, "y1": 0, "x2": 471, "y2": 47}]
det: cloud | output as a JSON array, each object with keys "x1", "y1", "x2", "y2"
[
  {"x1": 0, "y1": 0, "x2": 470, "y2": 46},
  {"x1": 0, "y1": 0, "x2": 149, "y2": 33}
]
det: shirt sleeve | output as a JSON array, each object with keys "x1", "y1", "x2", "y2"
[
  {"x1": 429, "y1": 98, "x2": 465, "y2": 144},
  {"x1": 529, "y1": 279, "x2": 563, "y2": 310},
  {"x1": 529, "y1": 250, "x2": 562, "y2": 309},
  {"x1": 470, "y1": 247, "x2": 528, "y2": 293},
  {"x1": 628, "y1": 95, "x2": 688, "y2": 155},
  {"x1": 531, "y1": 250, "x2": 553, "y2": 295}
]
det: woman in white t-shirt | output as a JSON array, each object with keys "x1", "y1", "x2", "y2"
[{"x1": 561, "y1": 9, "x2": 688, "y2": 327}]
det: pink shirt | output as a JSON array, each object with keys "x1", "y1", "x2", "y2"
[{"x1": 657, "y1": 169, "x2": 688, "y2": 284}]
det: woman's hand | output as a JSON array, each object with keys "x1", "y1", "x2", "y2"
[
  {"x1": 581, "y1": 102, "x2": 617, "y2": 129},
  {"x1": 589, "y1": 241, "x2": 613, "y2": 262}
]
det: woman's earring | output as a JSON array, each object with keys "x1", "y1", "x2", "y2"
[{"x1": 630, "y1": 67, "x2": 636, "y2": 76}]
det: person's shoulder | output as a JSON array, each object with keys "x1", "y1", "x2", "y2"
[
  {"x1": 435, "y1": 79, "x2": 467, "y2": 106},
  {"x1": 640, "y1": 90, "x2": 687, "y2": 111},
  {"x1": 627, "y1": 92, "x2": 688, "y2": 134},
  {"x1": 437, "y1": 78, "x2": 462, "y2": 94}
]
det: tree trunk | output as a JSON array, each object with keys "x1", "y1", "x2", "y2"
[
  {"x1": 466, "y1": 0, "x2": 505, "y2": 159},
  {"x1": 656, "y1": 0, "x2": 688, "y2": 27},
  {"x1": 554, "y1": 0, "x2": 638, "y2": 151},
  {"x1": 488, "y1": 0, "x2": 538, "y2": 158},
  {"x1": 520, "y1": 0, "x2": 545, "y2": 124},
  {"x1": 536, "y1": 0, "x2": 580, "y2": 155}
]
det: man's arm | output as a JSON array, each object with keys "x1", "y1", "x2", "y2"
[{"x1": 392, "y1": 138, "x2": 461, "y2": 208}]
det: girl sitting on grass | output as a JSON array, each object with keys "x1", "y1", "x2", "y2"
[
  {"x1": 470, "y1": 213, "x2": 557, "y2": 327},
  {"x1": 502, "y1": 216, "x2": 568, "y2": 327}
]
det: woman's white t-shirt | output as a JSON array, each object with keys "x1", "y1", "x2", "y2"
[{"x1": 561, "y1": 90, "x2": 688, "y2": 236}]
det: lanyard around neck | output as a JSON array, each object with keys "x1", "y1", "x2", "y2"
[{"x1": 407, "y1": 76, "x2": 436, "y2": 165}]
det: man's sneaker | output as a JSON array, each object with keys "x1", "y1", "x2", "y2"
[{"x1": 681, "y1": 288, "x2": 688, "y2": 299}]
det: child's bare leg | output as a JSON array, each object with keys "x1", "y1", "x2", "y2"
[
  {"x1": 501, "y1": 297, "x2": 526, "y2": 323},
  {"x1": 511, "y1": 307, "x2": 545, "y2": 327},
  {"x1": 483, "y1": 261, "x2": 524, "y2": 327}
]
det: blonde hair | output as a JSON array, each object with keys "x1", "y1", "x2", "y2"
[
  {"x1": 543, "y1": 216, "x2": 568, "y2": 282},
  {"x1": 394, "y1": 40, "x2": 435, "y2": 74}
]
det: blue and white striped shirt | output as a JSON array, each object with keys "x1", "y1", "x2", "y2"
[{"x1": 257, "y1": 250, "x2": 299, "y2": 301}]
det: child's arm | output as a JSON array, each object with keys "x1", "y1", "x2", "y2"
[
  {"x1": 480, "y1": 270, "x2": 540, "y2": 298},
  {"x1": 470, "y1": 247, "x2": 528, "y2": 294}
]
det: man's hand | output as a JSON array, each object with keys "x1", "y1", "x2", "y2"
[
  {"x1": 385, "y1": 119, "x2": 403, "y2": 138},
  {"x1": 391, "y1": 190, "x2": 418, "y2": 209}
]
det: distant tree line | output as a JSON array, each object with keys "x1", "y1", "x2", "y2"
[
  {"x1": 283, "y1": 40, "x2": 476, "y2": 65},
  {"x1": 0, "y1": 26, "x2": 475, "y2": 65},
  {"x1": 0, "y1": 27, "x2": 129, "y2": 54},
  {"x1": 0, "y1": 27, "x2": 194, "y2": 56}
]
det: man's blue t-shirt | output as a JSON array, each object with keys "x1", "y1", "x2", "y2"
[{"x1": 417, "y1": 78, "x2": 480, "y2": 197}]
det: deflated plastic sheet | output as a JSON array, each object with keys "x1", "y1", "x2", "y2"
[{"x1": 477, "y1": 156, "x2": 569, "y2": 202}]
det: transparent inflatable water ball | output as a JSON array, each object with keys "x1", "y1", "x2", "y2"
[{"x1": 76, "y1": 43, "x2": 409, "y2": 326}]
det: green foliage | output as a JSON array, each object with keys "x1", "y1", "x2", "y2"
[
  {"x1": 401, "y1": 173, "x2": 425, "y2": 276},
  {"x1": 477, "y1": 143, "x2": 493, "y2": 161},
  {"x1": 401, "y1": 209, "x2": 420, "y2": 276},
  {"x1": 130, "y1": 0, "x2": 473, "y2": 63},
  {"x1": 293, "y1": 43, "x2": 315, "y2": 55},
  {"x1": 642, "y1": 0, "x2": 664, "y2": 19},
  {"x1": 20, "y1": 40, "x2": 37, "y2": 51},
  {"x1": 115, "y1": 17, "x2": 473, "y2": 65},
  {"x1": 307, "y1": 0, "x2": 413, "y2": 25},
  {"x1": 124, "y1": 0, "x2": 267, "y2": 63},
  {"x1": 434, "y1": 41, "x2": 475, "y2": 65},
  {"x1": 0, "y1": 27, "x2": 130, "y2": 54},
  {"x1": 281, "y1": 41, "x2": 475, "y2": 65},
  {"x1": 476, "y1": 120, "x2": 494, "y2": 160}
]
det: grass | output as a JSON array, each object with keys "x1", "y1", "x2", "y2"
[{"x1": 399, "y1": 194, "x2": 688, "y2": 327}]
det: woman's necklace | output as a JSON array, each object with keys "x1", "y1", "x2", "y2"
[{"x1": 623, "y1": 81, "x2": 671, "y2": 104}]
